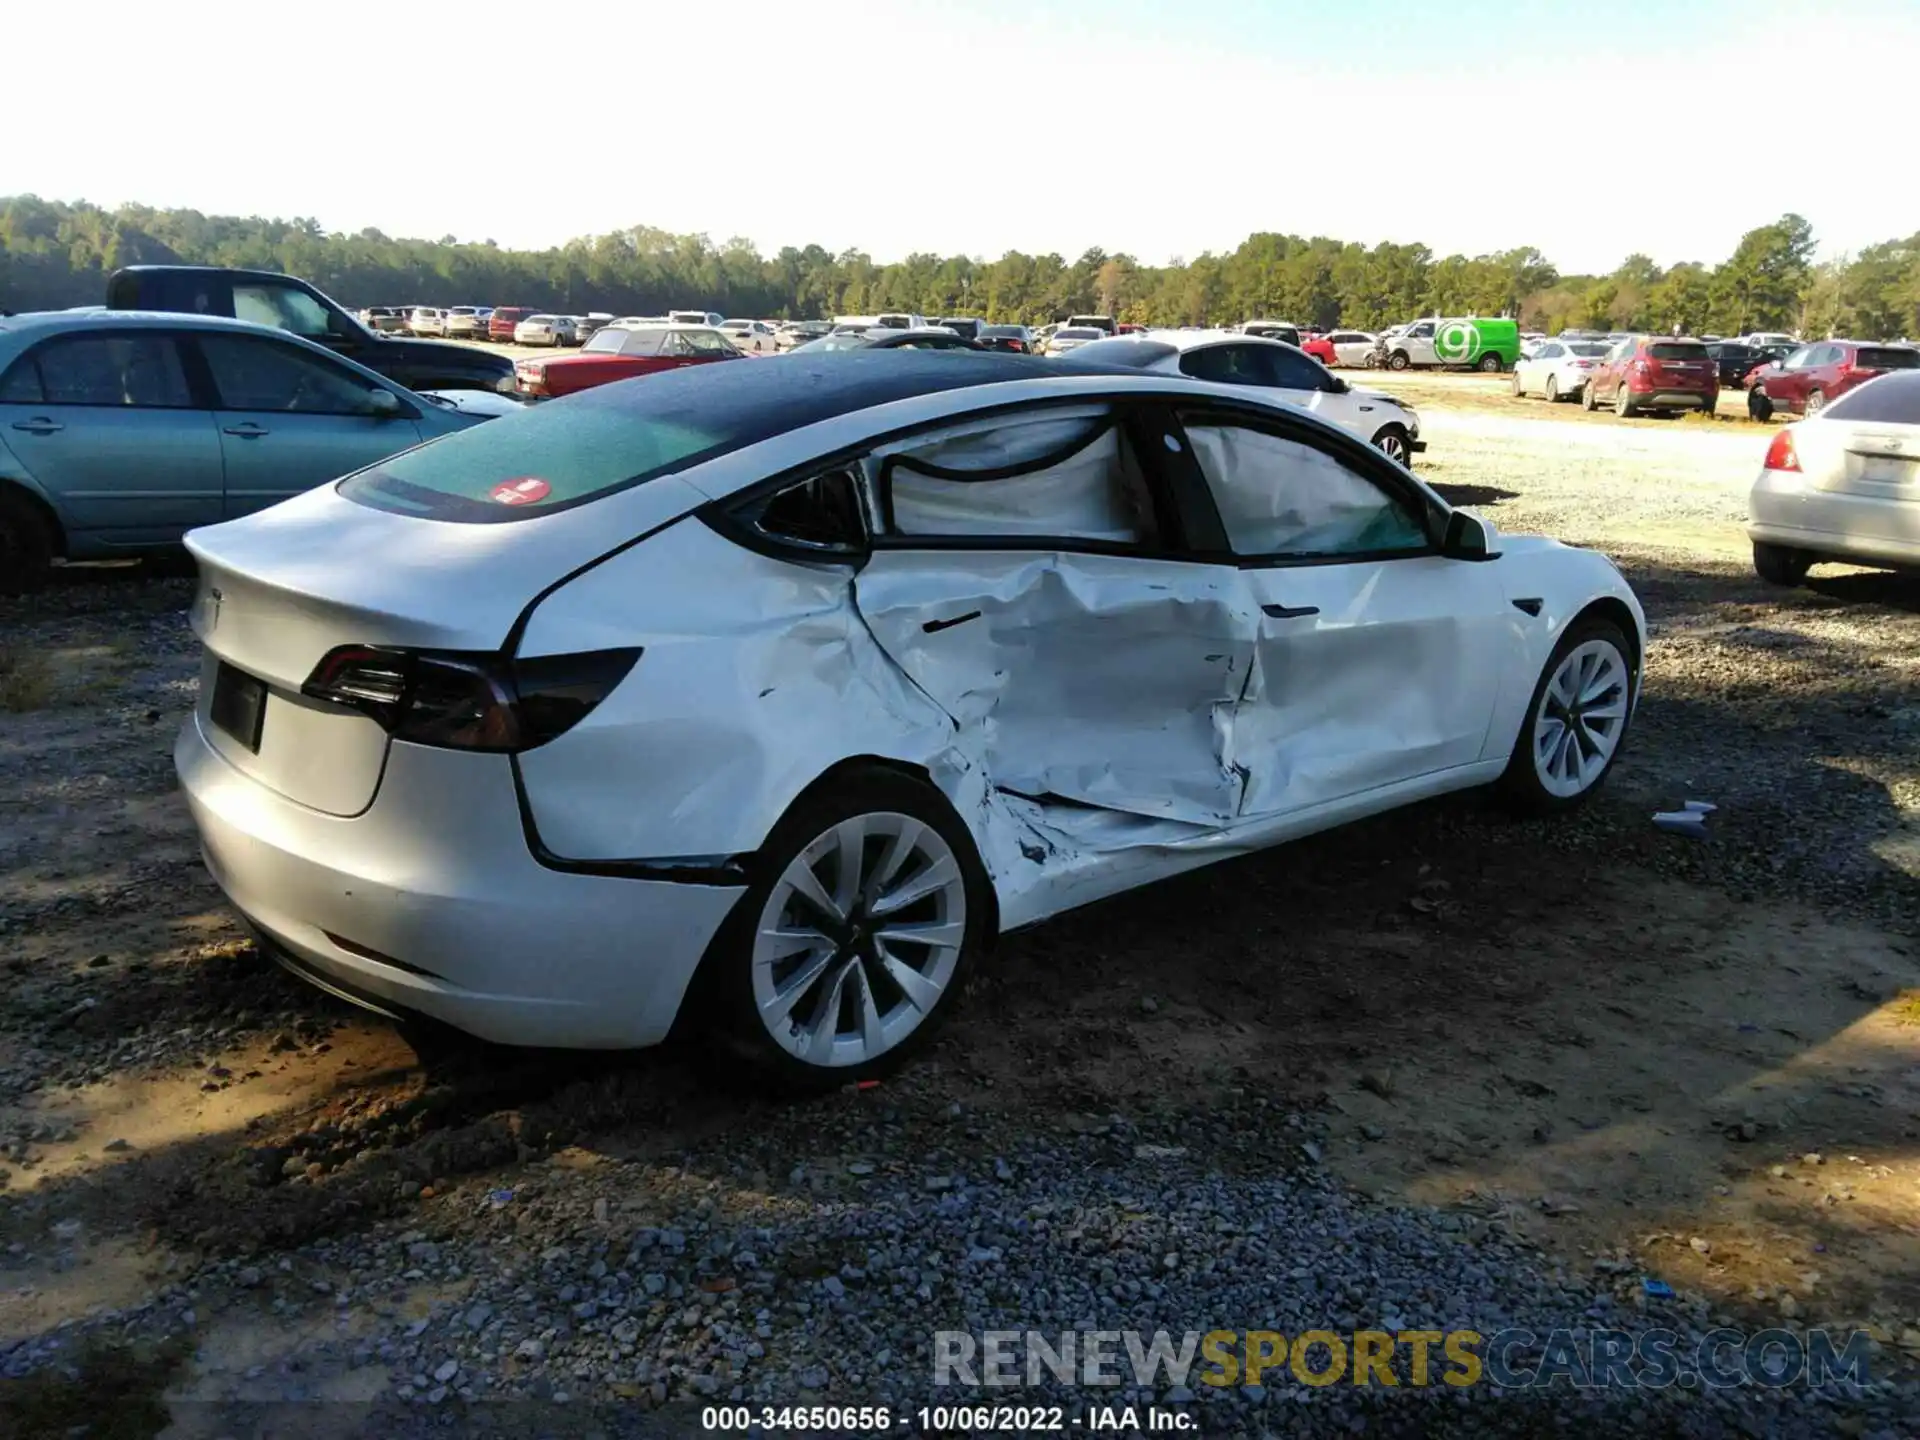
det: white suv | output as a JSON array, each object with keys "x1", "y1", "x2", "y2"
[{"x1": 1064, "y1": 330, "x2": 1425, "y2": 464}]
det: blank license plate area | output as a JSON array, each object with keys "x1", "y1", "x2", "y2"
[{"x1": 210, "y1": 662, "x2": 267, "y2": 753}]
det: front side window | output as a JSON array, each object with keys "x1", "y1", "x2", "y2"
[
  {"x1": 1782, "y1": 346, "x2": 1815, "y2": 370},
  {"x1": 672, "y1": 329, "x2": 736, "y2": 356},
  {"x1": 882, "y1": 410, "x2": 1158, "y2": 546},
  {"x1": 197, "y1": 335, "x2": 390, "y2": 415},
  {"x1": 1, "y1": 333, "x2": 193, "y2": 408},
  {"x1": 234, "y1": 284, "x2": 337, "y2": 340},
  {"x1": 1182, "y1": 420, "x2": 1429, "y2": 559},
  {"x1": 1408, "y1": 323, "x2": 1434, "y2": 339},
  {"x1": 1259, "y1": 345, "x2": 1334, "y2": 391},
  {"x1": 1179, "y1": 344, "x2": 1269, "y2": 386}
]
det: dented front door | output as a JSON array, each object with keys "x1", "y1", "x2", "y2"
[
  {"x1": 852, "y1": 550, "x2": 1257, "y2": 827},
  {"x1": 1231, "y1": 556, "x2": 1509, "y2": 816}
]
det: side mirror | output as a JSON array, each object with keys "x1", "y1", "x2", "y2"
[
  {"x1": 1440, "y1": 509, "x2": 1496, "y2": 561},
  {"x1": 1326, "y1": 374, "x2": 1349, "y2": 394},
  {"x1": 367, "y1": 388, "x2": 402, "y2": 418}
]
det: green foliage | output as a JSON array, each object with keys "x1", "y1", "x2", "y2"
[{"x1": 2, "y1": 197, "x2": 1914, "y2": 339}]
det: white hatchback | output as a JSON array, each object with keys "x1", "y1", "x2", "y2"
[{"x1": 176, "y1": 354, "x2": 1643, "y2": 1088}]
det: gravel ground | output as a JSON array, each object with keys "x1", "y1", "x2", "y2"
[{"x1": 2, "y1": 400, "x2": 1918, "y2": 1438}]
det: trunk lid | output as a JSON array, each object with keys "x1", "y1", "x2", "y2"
[
  {"x1": 1804, "y1": 418, "x2": 1920, "y2": 500},
  {"x1": 185, "y1": 471, "x2": 708, "y2": 814}
]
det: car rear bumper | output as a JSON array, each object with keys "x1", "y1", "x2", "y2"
[
  {"x1": 1629, "y1": 388, "x2": 1716, "y2": 409},
  {"x1": 176, "y1": 709, "x2": 745, "y2": 1048},
  {"x1": 1749, "y1": 471, "x2": 1920, "y2": 566}
]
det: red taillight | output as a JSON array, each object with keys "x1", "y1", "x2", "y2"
[
  {"x1": 302, "y1": 646, "x2": 640, "y2": 753},
  {"x1": 1763, "y1": 429, "x2": 1801, "y2": 473}
]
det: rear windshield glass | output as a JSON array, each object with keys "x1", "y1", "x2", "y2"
[
  {"x1": 1855, "y1": 347, "x2": 1920, "y2": 371},
  {"x1": 1823, "y1": 371, "x2": 1920, "y2": 423},
  {"x1": 981, "y1": 326, "x2": 1024, "y2": 337},
  {"x1": 1057, "y1": 328, "x2": 1103, "y2": 340},
  {"x1": 339, "y1": 355, "x2": 1022, "y2": 523},
  {"x1": 1649, "y1": 343, "x2": 1709, "y2": 360},
  {"x1": 1567, "y1": 343, "x2": 1608, "y2": 357}
]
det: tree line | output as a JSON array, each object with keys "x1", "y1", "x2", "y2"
[{"x1": 2, "y1": 195, "x2": 1915, "y2": 340}]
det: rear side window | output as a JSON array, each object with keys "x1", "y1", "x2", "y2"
[
  {"x1": 1823, "y1": 371, "x2": 1920, "y2": 423},
  {"x1": 1, "y1": 334, "x2": 194, "y2": 407},
  {"x1": 1649, "y1": 343, "x2": 1709, "y2": 361},
  {"x1": 1855, "y1": 347, "x2": 1920, "y2": 371},
  {"x1": 881, "y1": 410, "x2": 1157, "y2": 545}
]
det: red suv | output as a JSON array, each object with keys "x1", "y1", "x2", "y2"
[
  {"x1": 1582, "y1": 335, "x2": 1719, "y2": 417},
  {"x1": 488, "y1": 306, "x2": 539, "y2": 342},
  {"x1": 1747, "y1": 340, "x2": 1920, "y2": 420}
]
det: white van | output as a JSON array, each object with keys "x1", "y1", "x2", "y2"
[{"x1": 669, "y1": 310, "x2": 724, "y2": 327}]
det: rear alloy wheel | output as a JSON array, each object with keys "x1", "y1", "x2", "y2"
[
  {"x1": 1372, "y1": 425, "x2": 1412, "y2": 466},
  {"x1": 1545, "y1": 375, "x2": 1561, "y2": 403},
  {"x1": 1752, "y1": 540, "x2": 1814, "y2": 587},
  {"x1": 1804, "y1": 388, "x2": 1827, "y2": 418},
  {"x1": 1615, "y1": 384, "x2": 1637, "y2": 418},
  {"x1": 1748, "y1": 389, "x2": 1774, "y2": 422},
  {"x1": 1499, "y1": 617, "x2": 1635, "y2": 813},
  {"x1": 712, "y1": 770, "x2": 987, "y2": 1091},
  {"x1": 1478, "y1": 352, "x2": 1504, "y2": 373}
]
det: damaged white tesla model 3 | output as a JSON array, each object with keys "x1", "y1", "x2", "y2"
[{"x1": 176, "y1": 352, "x2": 1644, "y2": 1089}]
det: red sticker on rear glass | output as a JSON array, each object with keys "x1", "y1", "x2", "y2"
[{"x1": 491, "y1": 477, "x2": 551, "y2": 506}]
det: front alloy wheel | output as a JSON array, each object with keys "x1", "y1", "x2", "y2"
[
  {"x1": 1499, "y1": 617, "x2": 1635, "y2": 813},
  {"x1": 1531, "y1": 639, "x2": 1631, "y2": 799},
  {"x1": 1372, "y1": 426, "x2": 1412, "y2": 465},
  {"x1": 750, "y1": 812, "x2": 968, "y2": 1070}
]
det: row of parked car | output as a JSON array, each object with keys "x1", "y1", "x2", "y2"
[{"x1": 1507, "y1": 330, "x2": 1920, "y2": 420}]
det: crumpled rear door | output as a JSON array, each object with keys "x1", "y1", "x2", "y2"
[{"x1": 853, "y1": 550, "x2": 1256, "y2": 828}]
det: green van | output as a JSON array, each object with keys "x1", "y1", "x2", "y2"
[{"x1": 1379, "y1": 317, "x2": 1520, "y2": 373}]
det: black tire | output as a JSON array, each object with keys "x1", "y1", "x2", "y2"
[
  {"x1": 1582, "y1": 381, "x2": 1600, "y2": 411},
  {"x1": 1477, "y1": 352, "x2": 1504, "y2": 373},
  {"x1": 1511, "y1": 370, "x2": 1526, "y2": 397},
  {"x1": 1804, "y1": 388, "x2": 1827, "y2": 418},
  {"x1": 1371, "y1": 425, "x2": 1413, "y2": 466},
  {"x1": 700, "y1": 767, "x2": 991, "y2": 1094},
  {"x1": 1545, "y1": 375, "x2": 1561, "y2": 403},
  {"x1": 1496, "y1": 614, "x2": 1637, "y2": 816},
  {"x1": 0, "y1": 488, "x2": 56, "y2": 596},
  {"x1": 1614, "y1": 384, "x2": 1637, "y2": 418},
  {"x1": 1752, "y1": 540, "x2": 1813, "y2": 586},
  {"x1": 1387, "y1": 351, "x2": 1410, "y2": 371},
  {"x1": 1748, "y1": 389, "x2": 1774, "y2": 422}
]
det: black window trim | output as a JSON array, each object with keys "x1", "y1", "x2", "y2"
[
  {"x1": 1167, "y1": 398, "x2": 1447, "y2": 570},
  {"x1": 184, "y1": 332, "x2": 420, "y2": 420},
  {"x1": 706, "y1": 394, "x2": 1218, "y2": 567},
  {"x1": 701, "y1": 389, "x2": 1458, "y2": 572},
  {"x1": 0, "y1": 328, "x2": 206, "y2": 411}
]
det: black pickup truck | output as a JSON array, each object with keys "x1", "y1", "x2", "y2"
[{"x1": 105, "y1": 267, "x2": 515, "y2": 394}]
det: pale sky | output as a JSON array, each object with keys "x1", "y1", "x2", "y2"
[{"x1": 10, "y1": 0, "x2": 1918, "y2": 275}]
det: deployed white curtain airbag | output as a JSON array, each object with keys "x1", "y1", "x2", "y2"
[
  {"x1": 1186, "y1": 424, "x2": 1424, "y2": 556},
  {"x1": 889, "y1": 423, "x2": 1143, "y2": 542}
]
